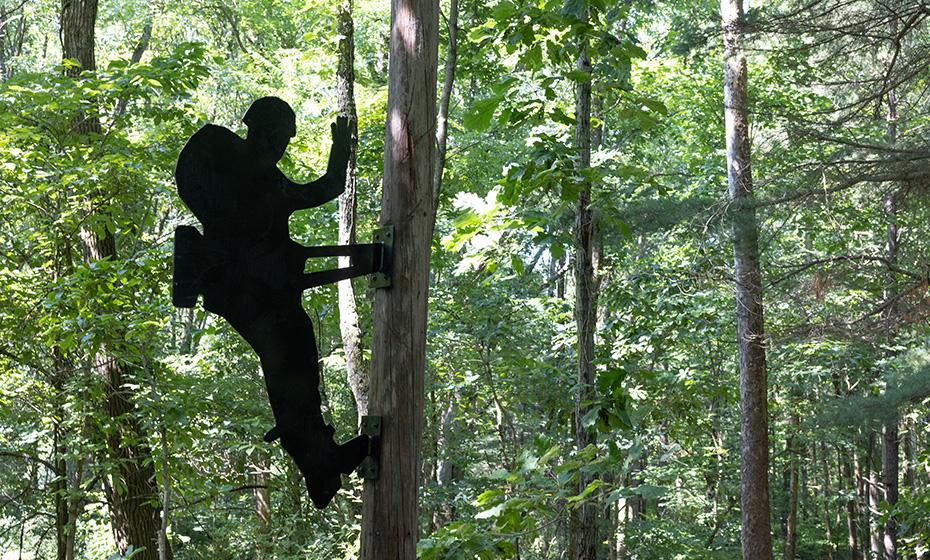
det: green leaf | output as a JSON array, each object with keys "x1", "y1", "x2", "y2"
[
  {"x1": 581, "y1": 407, "x2": 600, "y2": 428},
  {"x1": 641, "y1": 97, "x2": 668, "y2": 115},
  {"x1": 475, "y1": 503, "x2": 505, "y2": 519},
  {"x1": 551, "y1": 107, "x2": 575, "y2": 126},
  {"x1": 575, "y1": 479, "x2": 606, "y2": 501},
  {"x1": 453, "y1": 210, "x2": 482, "y2": 229},
  {"x1": 561, "y1": 0, "x2": 587, "y2": 19},
  {"x1": 565, "y1": 69, "x2": 592, "y2": 83},
  {"x1": 463, "y1": 95, "x2": 504, "y2": 131}
]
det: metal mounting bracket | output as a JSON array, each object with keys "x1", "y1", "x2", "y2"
[
  {"x1": 369, "y1": 225, "x2": 394, "y2": 290},
  {"x1": 358, "y1": 415, "x2": 382, "y2": 480}
]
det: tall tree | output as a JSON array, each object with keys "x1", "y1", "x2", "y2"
[
  {"x1": 359, "y1": 0, "x2": 439, "y2": 557},
  {"x1": 59, "y1": 1, "x2": 166, "y2": 557},
  {"x1": 881, "y1": 14, "x2": 900, "y2": 560},
  {"x1": 720, "y1": 1, "x2": 773, "y2": 558},
  {"x1": 335, "y1": 0, "x2": 369, "y2": 417},
  {"x1": 569, "y1": 6, "x2": 598, "y2": 559}
]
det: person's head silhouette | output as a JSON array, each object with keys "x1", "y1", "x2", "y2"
[{"x1": 244, "y1": 96, "x2": 297, "y2": 164}]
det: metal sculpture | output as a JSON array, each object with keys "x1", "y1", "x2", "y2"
[{"x1": 172, "y1": 96, "x2": 386, "y2": 509}]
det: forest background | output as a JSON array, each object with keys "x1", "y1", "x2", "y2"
[{"x1": 0, "y1": 0, "x2": 928, "y2": 559}]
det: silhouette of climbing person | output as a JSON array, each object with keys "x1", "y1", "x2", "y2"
[{"x1": 174, "y1": 97, "x2": 370, "y2": 509}]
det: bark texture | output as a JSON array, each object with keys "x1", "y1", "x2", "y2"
[
  {"x1": 359, "y1": 0, "x2": 438, "y2": 557},
  {"x1": 569, "y1": 23, "x2": 598, "y2": 560},
  {"x1": 335, "y1": 0, "x2": 370, "y2": 417},
  {"x1": 61, "y1": 1, "x2": 166, "y2": 558},
  {"x1": 720, "y1": 1, "x2": 773, "y2": 559}
]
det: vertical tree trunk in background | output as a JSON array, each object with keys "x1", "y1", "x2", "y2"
[
  {"x1": 60, "y1": 1, "x2": 165, "y2": 558},
  {"x1": 881, "y1": 21, "x2": 900, "y2": 555},
  {"x1": 821, "y1": 444, "x2": 835, "y2": 560},
  {"x1": 866, "y1": 435, "x2": 884, "y2": 559},
  {"x1": 359, "y1": 0, "x2": 438, "y2": 557},
  {"x1": 840, "y1": 451, "x2": 858, "y2": 560},
  {"x1": 720, "y1": 2, "x2": 773, "y2": 559},
  {"x1": 881, "y1": 420, "x2": 899, "y2": 560},
  {"x1": 335, "y1": 0, "x2": 370, "y2": 418},
  {"x1": 428, "y1": 2, "x2": 458, "y2": 528},
  {"x1": 784, "y1": 414, "x2": 799, "y2": 560},
  {"x1": 432, "y1": 393, "x2": 458, "y2": 529},
  {"x1": 251, "y1": 449, "x2": 271, "y2": 560},
  {"x1": 569, "y1": 13, "x2": 598, "y2": 560},
  {"x1": 854, "y1": 449, "x2": 871, "y2": 560},
  {"x1": 880, "y1": 186, "x2": 899, "y2": 559},
  {"x1": 903, "y1": 419, "x2": 915, "y2": 492},
  {"x1": 432, "y1": 0, "x2": 458, "y2": 208}
]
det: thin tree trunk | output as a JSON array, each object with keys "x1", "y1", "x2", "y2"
[
  {"x1": 721, "y1": 1, "x2": 773, "y2": 559},
  {"x1": 114, "y1": 19, "x2": 152, "y2": 118},
  {"x1": 821, "y1": 444, "x2": 835, "y2": 560},
  {"x1": 53, "y1": 422, "x2": 69, "y2": 560},
  {"x1": 252, "y1": 449, "x2": 271, "y2": 560},
  {"x1": 432, "y1": 392, "x2": 457, "y2": 529},
  {"x1": 432, "y1": 0, "x2": 457, "y2": 208},
  {"x1": 569, "y1": 9, "x2": 597, "y2": 560},
  {"x1": 840, "y1": 449, "x2": 858, "y2": 560},
  {"x1": 867, "y1": 435, "x2": 884, "y2": 560},
  {"x1": 64, "y1": 460, "x2": 83, "y2": 560},
  {"x1": 335, "y1": 0, "x2": 369, "y2": 418},
  {"x1": 882, "y1": 421, "x2": 899, "y2": 560},
  {"x1": 881, "y1": 20, "x2": 900, "y2": 556},
  {"x1": 60, "y1": 1, "x2": 166, "y2": 558},
  {"x1": 854, "y1": 449, "x2": 870, "y2": 560},
  {"x1": 785, "y1": 415, "x2": 799, "y2": 560},
  {"x1": 359, "y1": 0, "x2": 438, "y2": 556}
]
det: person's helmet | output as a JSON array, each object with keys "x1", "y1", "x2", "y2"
[{"x1": 242, "y1": 96, "x2": 297, "y2": 138}]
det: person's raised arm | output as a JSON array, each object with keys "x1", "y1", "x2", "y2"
[{"x1": 284, "y1": 116, "x2": 351, "y2": 210}]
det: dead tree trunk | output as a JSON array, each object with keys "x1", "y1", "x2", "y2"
[
  {"x1": 335, "y1": 0, "x2": 370, "y2": 418},
  {"x1": 60, "y1": 1, "x2": 166, "y2": 558},
  {"x1": 359, "y1": 0, "x2": 438, "y2": 557},
  {"x1": 720, "y1": 1, "x2": 773, "y2": 559}
]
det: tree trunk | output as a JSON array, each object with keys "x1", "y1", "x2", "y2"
[
  {"x1": 432, "y1": 0, "x2": 458, "y2": 207},
  {"x1": 432, "y1": 392, "x2": 458, "y2": 529},
  {"x1": 60, "y1": 1, "x2": 166, "y2": 558},
  {"x1": 252, "y1": 449, "x2": 271, "y2": 560},
  {"x1": 854, "y1": 449, "x2": 871, "y2": 560},
  {"x1": 840, "y1": 449, "x2": 858, "y2": 560},
  {"x1": 821, "y1": 444, "x2": 835, "y2": 560},
  {"x1": 785, "y1": 415, "x2": 799, "y2": 560},
  {"x1": 720, "y1": 2, "x2": 773, "y2": 559},
  {"x1": 881, "y1": 23, "x2": 899, "y2": 555},
  {"x1": 429, "y1": 2, "x2": 459, "y2": 525},
  {"x1": 335, "y1": 0, "x2": 370, "y2": 418},
  {"x1": 867, "y1": 435, "x2": 884, "y2": 560},
  {"x1": 569, "y1": 11, "x2": 598, "y2": 560},
  {"x1": 882, "y1": 422, "x2": 899, "y2": 560},
  {"x1": 358, "y1": 0, "x2": 438, "y2": 557}
]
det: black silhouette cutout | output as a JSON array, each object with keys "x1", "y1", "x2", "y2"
[{"x1": 172, "y1": 97, "x2": 381, "y2": 509}]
